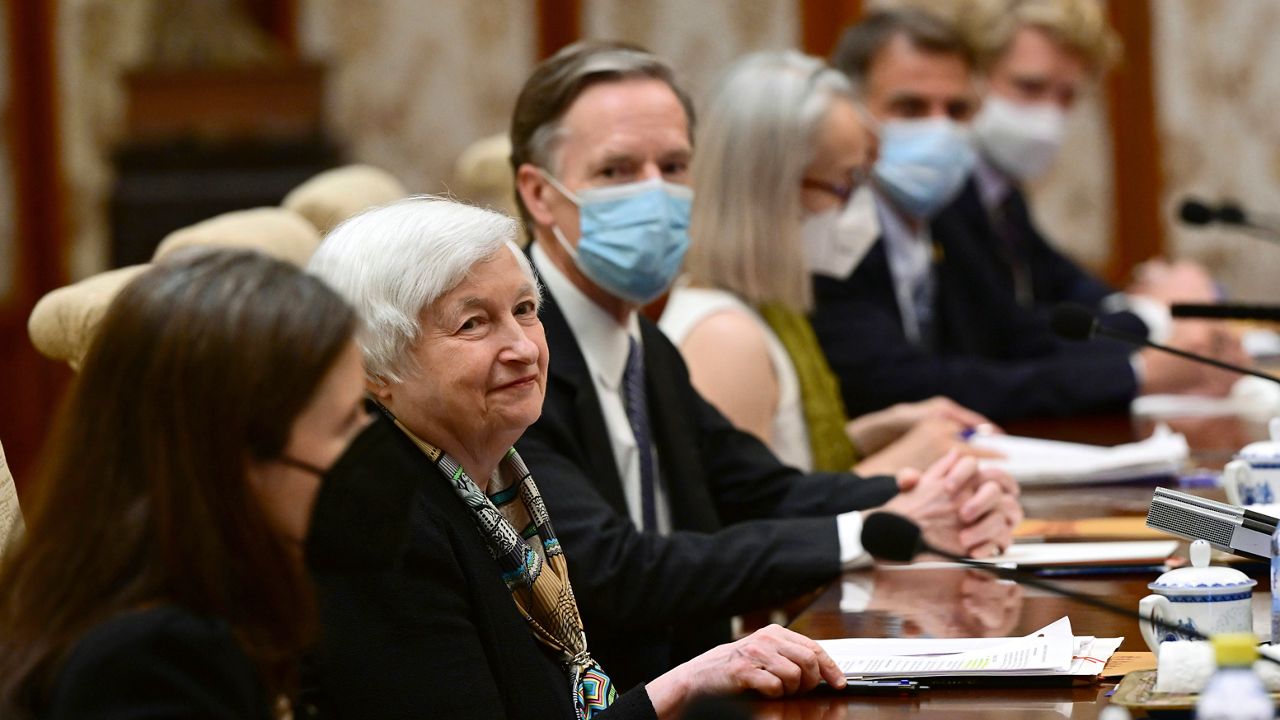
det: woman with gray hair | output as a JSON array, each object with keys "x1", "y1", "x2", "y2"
[
  {"x1": 306, "y1": 196, "x2": 846, "y2": 720},
  {"x1": 662, "y1": 50, "x2": 1004, "y2": 480}
]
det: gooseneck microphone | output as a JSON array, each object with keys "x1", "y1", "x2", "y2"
[
  {"x1": 1179, "y1": 197, "x2": 1280, "y2": 237},
  {"x1": 1050, "y1": 303, "x2": 1280, "y2": 386},
  {"x1": 1178, "y1": 198, "x2": 1218, "y2": 227},
  {"x1": 859, "y1": 512, "x2": 1280, "y2": 666}
]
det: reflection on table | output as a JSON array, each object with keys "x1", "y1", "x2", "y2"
[{"x1": 751, "y1": 411, "x2": 1266, "y2": 719}]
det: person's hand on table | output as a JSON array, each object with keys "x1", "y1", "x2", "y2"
[
  {"x1": 1139, "y1": 319, "x2": 1249, "y2": 397},
  {"x1": 854, "y1": 415, "x2": 1003, "y2": 477},
  {"x1": 646, "y1": 625, "x2": 846, "y2": 718},
  {"x1": 845, "y1": 396, "x2": 999, "y2": 456},
  {"x1": 1128, "y1": 258, "x2": 1218, "y2": 304}
]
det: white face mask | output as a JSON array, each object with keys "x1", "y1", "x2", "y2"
[
  {"x1": 803, "y1": 184, "x2": 881, "y2": 280},
  {"x1": 973, "y1": 95, "x2": 1067, "y2": 182}
]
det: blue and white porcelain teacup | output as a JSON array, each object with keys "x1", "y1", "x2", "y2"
[
  {"x1": 1138, "y1": 540, "x2": 1255, "y2": 653},
  {"x1": 1222, "y1": 417, "x2": 1280, "y2": 507}
]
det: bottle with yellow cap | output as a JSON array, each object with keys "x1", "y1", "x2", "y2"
[{"x1": 1195, "y1": 633, "x2": 1273, "y2": 719}]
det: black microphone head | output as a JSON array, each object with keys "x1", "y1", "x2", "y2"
[
  {"x1": 1179, "y1": 198, "x2": 1216, "y2": 226},
  {"x1": 1049, "y1": 303, "x2": 1098, "y2": 342},
  {"x1": 1217, "y1": 201, "x2": 1247, "y2": 225},
  {"x1": 862, "y1": 512, "x2": 924, "y2": 563}
]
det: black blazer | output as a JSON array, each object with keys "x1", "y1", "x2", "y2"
[
  {"x1": 43, "y1": 606, "x2": 270, "y2": 720},
  {"x1": 516, "y1": 286, "x2": 900, "y2": 688},
  {"x1": 811, "y1": 182, "x2": 1139, "y2": 422},
  {"x1": 953, "y1": 182, "x2": 1150, "y2": 338},
  {"x1": 309, "y1": 413, "x2": 656, "y2": 720}
]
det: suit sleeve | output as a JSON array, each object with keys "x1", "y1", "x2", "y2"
[
  {"x1": 47, "y1": 610, "x2": 263, "y2": 720},
  {"x1": 312, "y1": 511, "x2": 510, "y2": 720},
  {"x1": 672, "y1": 350, "x2": 899, "y2": 522},
  {"x1": 811, "y1": 275, "x2": 1139, "y2": 422},
  {"x1": 518, "y1": 425, "x2": 844, "y2": 630}
]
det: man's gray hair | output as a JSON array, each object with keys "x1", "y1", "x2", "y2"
[{"x1": 307, "y1": 196, "x2": 536, "y2": 384}]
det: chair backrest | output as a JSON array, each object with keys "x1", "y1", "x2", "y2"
[{"x1": 282, "y1": 164, "x2": 408, "y2": 236}]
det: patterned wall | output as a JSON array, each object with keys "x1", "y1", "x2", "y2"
[
  {"x1": 583, "y1": 0, "x2": 799, "y2": 108},
  {"x1": 298, "y1": 0, "x2": 535, "y2": 197},
  {"x1": 1154, "y1": 0, "x2": 1280, "y2": 302},
  {"x1": 35, "y1": 0, "x2": 1280, "y2": 303},
  {"x1": 56, "y1": 0, "x2": 152, "y2": 281}
]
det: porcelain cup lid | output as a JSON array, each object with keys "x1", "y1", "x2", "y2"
[
  {"x1": 1148, "y1": 539, "x2": 1255, "y2": 593},
  {"x1": 1238, "y1": 418, "x2": 1280, "y2": 463}
]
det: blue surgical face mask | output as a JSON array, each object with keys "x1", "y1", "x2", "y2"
[
  {"x1": 540, "y1": 170, "x2": 692, "y2": 305},
  {"x1": 872, "y1": 117, "x2": 977, "y2": 219}
]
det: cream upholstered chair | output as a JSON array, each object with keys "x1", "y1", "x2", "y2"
[
  {"x1": 28, "y1": 264, "x2": 151, "y2": 370},
  {"x1": 282, "y1": 164, "x2": 408, "y2": 236},
  {"x1": 31, "y1": 207, "x2": 322, "y2": 370},
  {"x1": 453, "y1": 134, "x2": 519, "y2": 225},
  {"x1": 153, "y1": 206, "x2": 321, "y2": 268},
  {"x1": 0, "y1": 439, "x2": 23, "y2": 550}
]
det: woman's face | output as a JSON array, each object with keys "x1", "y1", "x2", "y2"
[
  {"x1": 251, "y1": 339, "x2": 370, "y2": 546},
  {"x1": 801, "y1": 97, "x2": 875, "y2": 215},
  {"x1": 381, "y1": 248, "x2": 548, "y2": 460}
]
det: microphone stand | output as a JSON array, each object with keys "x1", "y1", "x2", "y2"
[
  {"x1": 914, "y1": 540, "x2": 1280, "y2": 669},
  {"x1": 1089, "y1": 322, "x2": 1280, "y2": 385}
]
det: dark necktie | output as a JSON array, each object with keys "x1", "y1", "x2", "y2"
[
  {"x1": 622, "y1": 337, "x2": 658, "y2": 531},
  {"x1": 992, "y1": 191, "x2": 1034, "y2": 306}
]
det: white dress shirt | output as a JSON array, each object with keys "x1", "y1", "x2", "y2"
[
  {"x1": 533, "y1": 245, "x2": 869, "y2": 565},
  {"x1": 533, "y1": 244, "x2": 672, "y2": 534}
]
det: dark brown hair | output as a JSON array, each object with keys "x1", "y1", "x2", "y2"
[
  {"x1": 831, "y1": 7, "x2": 975, "y2": 86},
  {"x1": 0, "y1": 248, "x2": 357, "y2": 716},
  {"x1": 508, "y1": 39, "x2": 696, "y2": 230}
]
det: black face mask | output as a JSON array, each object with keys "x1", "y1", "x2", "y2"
[{"x1": 301, "y1": 410, "x2": 418, "y2": 574}]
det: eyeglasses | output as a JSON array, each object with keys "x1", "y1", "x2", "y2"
[{"x1": 801, "y1": 166, "x2": 871, "y2": 204}]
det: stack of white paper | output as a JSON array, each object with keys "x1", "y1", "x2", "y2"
[
  {"x1": 816, "y1": 617, "x2": 1122, "y2": 680},
  {"x1": 970, "y1": 425, "x2": 1188, "y2": 485}
]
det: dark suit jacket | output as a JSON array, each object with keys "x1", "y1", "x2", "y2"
[
  {"x1": 310, "y1": 413, "x2": 656, "y2": 720},
  {"x1": 956, "y1": 181, "x2": 1150, "y2": 339},
  {"x1": 811, "y1": 183, "x2": 1139, "y2": 422},
  {"x1": 516, "y1": 286, "x2": 900, "y2": 688},
  {"x1": 44, "y1": 606, "x2": 270, "y2": 720}
]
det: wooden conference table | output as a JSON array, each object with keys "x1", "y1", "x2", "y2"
[{"x1": 753, "y1": 411, "x2": 1273, "y2": 719}]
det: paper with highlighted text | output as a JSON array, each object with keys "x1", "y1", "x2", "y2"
[{"x1": 817, "y1": 617, "x2": 1121, "y2": 679}]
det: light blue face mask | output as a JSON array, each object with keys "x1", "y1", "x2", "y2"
[
  {"x1": 872, "y1": 117, "x2": 977, "y2": 219},
  {"x1": 540, "y1": 171, "x2": 692, "y2": 305}
]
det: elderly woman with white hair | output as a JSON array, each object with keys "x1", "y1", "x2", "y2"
[
  {"x1": 305, "y1": 196, "x2": 846, "y2": 720},
  {"x1": 661, "y1": 50, "x2": 1005, "y2": 479}
]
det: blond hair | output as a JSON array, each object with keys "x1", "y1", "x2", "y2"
[
  {"x1": 956, "y1": 0, "x2": 1121, "y2": 73},
  {"x1": 686, "y1": 50, "x2": 855, "y2": 313}
]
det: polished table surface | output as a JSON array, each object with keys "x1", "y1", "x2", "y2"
[{"x1": 752, "y1": 412, "x2": 1274, "y2": 719}]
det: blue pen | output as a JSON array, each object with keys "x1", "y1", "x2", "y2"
[{"x1": 840, "y1": 679, "x2": 921, "y2": 694}]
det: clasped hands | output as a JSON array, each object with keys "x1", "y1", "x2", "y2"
[{"x1": 879, "y1": 448, "x2": 1022, "y2": 560}]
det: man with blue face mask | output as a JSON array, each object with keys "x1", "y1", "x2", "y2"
[
  {"x1": 814, "y1": 7, "x2": 1242, "y2": 421},
  {"x1": 510, "y1": 40, "x2": 1021, "y2": 689},
  {"x1": 966, "y1": 0, "x2": 1225, "y2": 337}
]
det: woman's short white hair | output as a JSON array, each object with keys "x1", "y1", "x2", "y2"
[
  {"x1": 686, "y1": 50, "x2": 855, "y2": 312},
  {"x1": 307, "y1": 195, "x2": 536, "y2": 384}
]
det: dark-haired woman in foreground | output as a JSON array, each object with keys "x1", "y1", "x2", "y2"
[{"x1": 0, "y1": 248, "x2": 413, "y2": 718}]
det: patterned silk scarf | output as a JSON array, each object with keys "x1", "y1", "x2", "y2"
[
  {"x1": 393, "y1": 419, "x2": 616, "y2": 719},
  {"x1": 757, "y1": 303, "x2": 859, "y2": 472}
]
